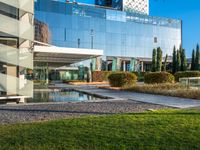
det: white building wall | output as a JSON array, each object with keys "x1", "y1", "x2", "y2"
[{"x1": 123, "y1": 0, "x2": 149, "y2": 15}]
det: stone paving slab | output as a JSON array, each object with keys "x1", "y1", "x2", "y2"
[{"x1": 54, "y1": 84, "x2": 200, "y2": 108}]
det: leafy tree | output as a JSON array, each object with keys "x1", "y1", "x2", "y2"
[
  {"x1": 176, "y1": 50, "x2": 181, "y2": 71},
  {"x1": 151, "y1": 48, "x2": 157, "y2": 72},
  {"x1": 163, "y1": 54, "x2": 168, "y2": 71},
  {"x1": 180, "y1": 49, "x2": 187, "y2": 71},
  {"x1": 195, "y1": 44, "x2": 200, "y2": 70},
  {"x1": 156, "y1": 47, "x2": 162, "y2": 72},
  {"x1": 172, "y1": 46, "x2": 177, "y2": 73},
  {"x1": 191, "y1": 49, "x2": 196, "y2": 70}
]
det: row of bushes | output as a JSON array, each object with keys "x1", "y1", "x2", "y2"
[
  {"x1": 93, "y1": 70, "x2": 200, "y2": 83},
  {"x1": 144, "y1": 71, "x2": 200, "y2": 84},
  {"x1": 92, "y1": 71, "x2": 146, "y2": 82},
  {"x1": 107, "y1": 71, "x2": 200, "y2": 87},
  {"x1": 174, "y1": 71, "x2": 200, "y2": 81},
  {"x1": 107, "y1": 72, "x2": 173, "y2": 87}
]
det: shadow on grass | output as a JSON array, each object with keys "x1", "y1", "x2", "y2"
[
  {"x1": 0, "y1": 108, "x2": 200, "y2": 115},
  {"x1": 0, "y1": 108, "x2": 116, "y2": 115}
]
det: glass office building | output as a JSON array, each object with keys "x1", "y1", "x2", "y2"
[
  {"x1": 34, "y1": 0, "x2": 181, "y2": 71},
  {"x1": 0, "y1": 0, "x2": 182, "y2": 100}
]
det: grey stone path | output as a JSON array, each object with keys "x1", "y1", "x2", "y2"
[{"x1": 53, "y1": 84, "x2": 200, "y2": 108}]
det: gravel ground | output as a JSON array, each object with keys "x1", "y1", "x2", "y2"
[{"x1": 0, "y1": 100, "x2": 171, "y2": 124}]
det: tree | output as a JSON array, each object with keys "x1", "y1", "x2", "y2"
[
  {"x1": 163, "y1": 54, "x2": 168, "y2": 71},
  {"x1": 151, "y1": 48, "x2": 157, "y2": 72},
  {"x1": 156, "y1": 47, "x2": 162, "y2": 72},
  {"x1": 172, "y1": 46, "x2": 177, "y2": 73},
  {"x1": 195, "y1": 44, "x2": 200, "y2": 70},
  {"x1": 180, "y1": 49, "x2": 187, "y2": 71},
  {"x1": 179, "y1": 45, "x2": 182, "y2": 71},
  {"x1": 176, "y1": 50, "x2": 181, "y2": 72},
  {"x1": 191, "y1": 49, "x2": 196, "y2": 70}
]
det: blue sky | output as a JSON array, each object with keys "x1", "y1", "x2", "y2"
[{"x1": 150, "y1": 0, "x2": 200, "y2": 57}]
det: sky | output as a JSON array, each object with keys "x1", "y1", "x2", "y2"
[{"x1": 150, "y1": 0, "x2": 200, "y2": 57}]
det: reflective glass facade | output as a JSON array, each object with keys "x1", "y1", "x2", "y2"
[{"x1": 35, "y1": 0, "x2": 181, "y2": 59}]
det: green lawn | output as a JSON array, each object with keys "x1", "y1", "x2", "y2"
[{"x1": 0, "y1": 109, "x2": 200, "y2": 150}]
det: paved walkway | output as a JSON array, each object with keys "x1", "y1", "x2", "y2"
[{"x1": 53, "y1": 84, "x2": 200, "y2": 108}]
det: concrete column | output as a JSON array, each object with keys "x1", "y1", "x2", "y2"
[
  {"x1": 130, "y1": 58, "x2": 136, "y2": 72},
  {"x1": 141, "y1": 61, "x2": 144, "y2": 72},
  {"x1": 91, "y1": 58, "x2": 96, "y2": 71},
  {"x1": 123, "y1": 60, "x2": 126, "y2": 71},
  {"x1": 116, "y1": 58, "x2": 121, "y2": 71},
  {"x1": 105, "y1": 61, "x2": 108, "y2": 71},
  {"x1": 96, "y1": 57, "x2": 101, "y2": 71},
  {"x1": 112, "y1": 57, "x2": 117, "y2": 71},
  {"x1": 46, "y1": 63, "x2": 49, "y2": 84}
]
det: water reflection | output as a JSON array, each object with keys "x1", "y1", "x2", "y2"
[{"x1": 27, "y1": 90, "x2": 102, "y2": 103}]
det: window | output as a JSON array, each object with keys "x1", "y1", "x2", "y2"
[
  {"x1": 0, "y1": 2, "x2": 19, "y2": 19},
  {"x1": 0, "y1": 37, "x2": 18, "y2": 48},
  {"x1": 154, "y1": 37, "x2": 157, "y2": 43}
]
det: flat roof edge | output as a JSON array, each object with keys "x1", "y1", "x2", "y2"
[{"x1": 34, "y1": 45, "x2": 104, "y2": 56}]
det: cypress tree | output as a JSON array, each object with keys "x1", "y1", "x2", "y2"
[
  {"x1": 191, "y1": 49, "x2": 196, "y2": 70},
  {"x1": 172, "y1": 46, "x2": 177, "y2": 73},
  {"x1": 163, "y1": 54, "x2": 168, "y2": 71},
  {"x1": 195, "y1": 44, "x2": 200, "y2": 70},
  {"x1": 151, "y1": 48, "x2": 157, "y2": 72},
  {"x1": 176, "y1": 50, "x2": 181, "y2": 71},
  {"x1": 156, "y1": 47, "x2": 162, "y2": 72},
  {"x1": 180, "y1": 49, "x2": 187, "y2": 71}
]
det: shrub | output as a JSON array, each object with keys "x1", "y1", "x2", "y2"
[
  {"x1": 144, "y1": 72, "x2": 174, "y2": 84},
  {"x1": 92, "y1": 71, "x2": 112, "y2": 82},
  {"x1": 108, "y1": 72, "x2": 137, "y2": 87},
  {"x1": 174, "y1": 71, "x2": 200, "y2": 82}
]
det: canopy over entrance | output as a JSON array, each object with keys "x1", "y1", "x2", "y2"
[{"x1": 34, "y1": 45, "x2": 103, "y2": 67}]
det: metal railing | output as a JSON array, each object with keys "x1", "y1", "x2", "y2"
[{"x1": 179, "y1": 77, "x2": 200, "y2": 89}]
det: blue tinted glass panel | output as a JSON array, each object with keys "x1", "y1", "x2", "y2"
[{"x1": 34, "y1": 0, "x2": 182, "y2": 58}]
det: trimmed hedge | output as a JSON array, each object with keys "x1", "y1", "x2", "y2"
[
  {"x1": 92, "y1": 71, "x2": 112, "y2": 82},
  {"x1": 174, "y1": 71, "x2": 200, "y2": 82},
  {"x1": 108, "y1": 72, "x2": 137, "y2": 87},
  {"x1": 144, "y1": 72, "x2": 175, "y2": 84},
  {"x1": 92, "y1": 71, "x2": 146, "y2": 82}
]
